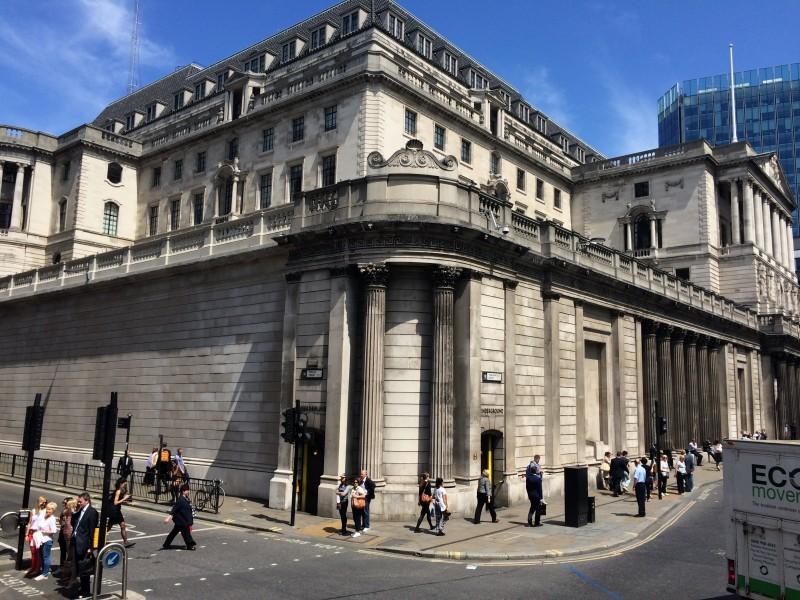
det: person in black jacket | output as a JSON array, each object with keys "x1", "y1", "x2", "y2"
[
  {"x1": 69, "y1": 492, "x2": 99, "y2": 598},
  {"x1": 162, "y1": 484, "x2": 196, "y2": 550},
  {"x1": 359, "y1": 470, "x2": 376, "y2": 532},
  {"x1": 609, "y1": 452, "x2": 627, "y2": 497}
]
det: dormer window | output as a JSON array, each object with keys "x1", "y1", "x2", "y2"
[
  {"x1": 416, "y1": 32, "x2": 432, "y2": 59},
  {"x1": 573, "y1": 145, "x2": 585, "y2": 163},
  {"x1": 216, "y1": 71, "x2": 230, "y2": 91},
  {"x1": 497, "y1": 89, "x2": 510, "y2": 108},
  {"x1": 174, "y1": 92, "x2": 184, "y2": 110},
  {"x1": 535, "y1": 114, "x2": 547, "y2": 134},
  {"x1": 561, "y1": 136, "x2": 569, "y2": 153},
  {"x1": 442, "y1": 51, "x2": 457, "y2": 75},
  {"x1": 194, "y1": 82, "x2": 206, "y2": 101},
  {"x1": 387, "y1": 13, "x2": 404, "y2": 39},
  {"x1": 125, "y1": 113, "x2": 135, "y2": 131},
  {"x1": 516, "y1": 103, "x2": 530, "y2": 122},
  {"x1": 342, "y1": 10, "x2": 359, "y2": 35},
  {"x1": 468, "y1": 69, "x2": 488, "y2": 90},
  {"x1": 145, "y1": 102, "x2": 157, "y2": 123},
  {"x1": 245, "y1": 54, "x2": 266, "y2": 73},
  {"x1": 282, "y1": 40, "x2": 297, "y2": 62},
  {"x1": 310, "y1": 26, "x2": 327, "y2": 50}
]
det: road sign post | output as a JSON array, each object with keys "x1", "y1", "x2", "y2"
[
  {"x1": 93, "y1": 541, "x2": 128, "y2": 600},
  {"x1": 94, "y1": 392, "x2": 119, "y2": 596},
  {"x1": 16, "y1": 393, "x2": 44, "y2": 570}
]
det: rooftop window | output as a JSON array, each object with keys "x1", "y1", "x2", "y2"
[
  {"x1": 310, "y1": 26, "x2": 326, "y2": 50},
  {"x1": 416, "y1": 33, "x2": 432, "y2": 59},
  {"x1": 387, "y1": 13, "x2": 404, "y2": 39},
  {"x1": 342, "y1": 10, "x2": 359, "y2": 35},
  {"x1": 442, "y1": 51, "x2": 457, "y2": 76}
]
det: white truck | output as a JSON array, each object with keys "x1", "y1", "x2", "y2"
[{"x1": 725, "y1": 438, "x2": 800, "y2": 599}]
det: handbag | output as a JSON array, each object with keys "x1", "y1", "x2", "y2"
[
  {"x1": 77, "y1": 554, "x2": 95, "y2": 576},
  {"x1": 421, "y1": 493, "x2": 432, "y2": 504},
  {"x1": 539, "y1": 501, "x2": 547, "y2": 516},
  {"x1": 352, "y1": 496, "x2": 366, "y2": 509}
]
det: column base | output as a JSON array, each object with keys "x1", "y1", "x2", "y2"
[
  {"x1": 493, "y1": 473, "x2": 526, "y2": 507},
  {"x1": 268, "y1": 468, "x2": 294, "y2": 510},
  {"x1": 316, "y1": 474, "x2": 342, "y2": 518}
]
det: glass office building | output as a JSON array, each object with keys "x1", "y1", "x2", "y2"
[{"x1": 658, "y1": 64, "x2": 800, "y2": 242}]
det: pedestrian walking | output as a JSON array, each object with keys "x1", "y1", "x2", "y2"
[
  {"x1": 107, "y1": 477, "x2": 133, "y2": 546},
  {"x1": 414, "y1": 473, "x2": 434, "y2": 533},
  {"x1": 359, "y1": 469, "x2": 376, "y2": 533},
  {"x1": 175, "y1": 448, "x2": 190, "y2": 482},
  {"x1": 162, "y1": 484, "x2": 196, "y2": 550},
  {"x1": 69, "y1": 492, "x2": 99, "y2": 598},
  {"x1": 525, "y1": 469, "x2": 543, "y2": 527},
  {"x1": 659, "y1": 453, "x2": 670, "y2": 495},
  {"x1": 144, "y1": 447, "x2": 157, "y2": 486},
  {"x1": 712, "y1": 440, "x2": 723, "y2": 470},
  {"x1": 684, "y1": 448, "x2": 696, "y2": 492},
  {"x1": 350, "y1": 479, "x2": 367, "y2": 538},
  {"x1": 433, "y1": 477, "x2": 448, "y2": 536},
  {"x1": 473, "y1": 469, "x2": 498, "y2": 524},
  {"x1": 610, "y1": 451, "x2": 626, "y2": 497},
  {"x1": 54, "y1": 497, "x2": 74, "y2": 583},
  {"x1": 621, "y1": 451, "x2": 631, "y2": 493},
  {"x1": 26, "y1": 495, "x2": 47, "y2": 577},
  {"x1": 335, "y1": 475, "x2": 352, "y2": 536},
  {"x1": 634, "y1": 458, "x2": 648, "y2": 517},
  {"x1": 34, "y1": 502, "x2": 58, "y2": 581},
  {"x1": 600, "y1": 451, "x2": 612, "y2": 490},
  {"x1": 675, "y1": 452, "x2": 687, "y2": 494}
]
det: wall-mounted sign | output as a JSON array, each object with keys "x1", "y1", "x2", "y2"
[
  {"x1": 482, "y1": 371, "x2": 503, "y2": 383},
  {"x1": 298, "y1": 403, "x2": 327, "y2": 413},
  {"x1": 481, "y1": 406, "x2": 504, "y2": 416},
  {"x1": 301, "y1": 368, "x2": 324, "y2": 380}
]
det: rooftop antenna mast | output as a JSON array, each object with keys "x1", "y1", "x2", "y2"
[
  {"x1": 127, "y1": 0, "x2": 141, "y2": 94},
  {"x1": 729, "y1": 43, "x2": 738, "y2": 143}
]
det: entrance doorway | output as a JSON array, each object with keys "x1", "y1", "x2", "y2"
[
  {"x1": 298, "y1": 429, "x2": 325, "y2": 515},
  {"x1": 480, "y1": 430, "x2": 504, "y2": 503}
]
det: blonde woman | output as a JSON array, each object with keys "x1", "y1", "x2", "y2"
[
  {"x1": 34, "y1": 502, "x2": 58, "y2": 581},
  {"x1": 26, "y1": 495, "x2": 47, "y2": 576}
]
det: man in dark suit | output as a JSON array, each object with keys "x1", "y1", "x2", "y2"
[
  {"x1": 359, "y1": 470, "x2": 375, "y2": 532},
  {"x1": 70, "y1": 491, "x2": 99, "y2": 598},
  {"x1": 610, "y1": 452, "x2": 626, "y2": 497},
  {"x1": 525, "y1": 471, "x2": 543, "y2": 527},
  {"x1": 162, "y1": 484, "x2": 196, "y2": 550}
]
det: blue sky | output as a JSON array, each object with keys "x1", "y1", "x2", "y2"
[{"x1": 0, "y1": 0, "x2": 797, "y2": 157}]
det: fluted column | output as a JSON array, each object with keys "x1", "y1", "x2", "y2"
[
  {"x1": 625, "y1": 222, "x2": 632, "y2": 251},
  {"x1": 697, "y1": 336, "x2": 710, "y2": 442},
  {"x1": 671, "y1": 329, "x2": 687, "y2": 449},
  {"x1": 707, "y1": 340, "x2": 722, "y2": 441},
  {"x1": 763, "y1": 196, "x2": 774, "y2": 260},
  {"x1": 742, "y1": 179, "x2": 755, "y2": 244},
  {"x1": 643, "y1": 320, "x2": 659, "y2": 448},
  {"x1": 431, "y1": 266, "x2": 460, "y2": 485},
  {"x1": 784, "y1": 219, "x2": 794, "y2": 271},
  {"x1": 649, "y1": 217, "x2": 658, "y2": 249},
  {"x1": 9, "y1": 163, "x2": 25, "y2": 230},
  {"x1": 772, "y1": 206, "x2": 783, "y2": 265},
  {"x1": 358, "y1": 263, "x2": 389, "y2": 483},
  {"x1": 730, "y1": 181, "x2": 741, "y2": 245},
  {"x1": 657, "y1": 324, "x2": 674, "y2": 448},
  {"x1": 685, "y1": 333, "x2": 699, "y2": 443},
  {"x1": 777, "y1": 356, "x2": 790, "y2": 439},
  {"x1": 752, "y1": 183, "x2": 764, "y2": 250}
]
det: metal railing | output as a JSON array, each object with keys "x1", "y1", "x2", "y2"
[{"x1": 0, "y1": 451, "x2": 223, "y2": 514}]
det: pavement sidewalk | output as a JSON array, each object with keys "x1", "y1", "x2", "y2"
[{"x1": 0, "y1": 465, "x2": 723, "y2": 562}]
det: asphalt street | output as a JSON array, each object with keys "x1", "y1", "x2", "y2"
[{"x1": 0, "y1": 479, "x2": 733, "y2": 600}]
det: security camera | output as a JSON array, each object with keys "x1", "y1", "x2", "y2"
[{"x1": 501, "y1": 225, "x2": 510, "y2": 235}]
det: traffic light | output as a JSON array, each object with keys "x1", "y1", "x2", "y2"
[
  {"x1": 22, "y1": 404, "x2": 45, "y2": 452},
  {"x1": 297, "y1": 411, "x2": 311, "y2": 443},
  {"x1": 281, "y1": 408, "x2": 297, "y2": 443},
  {"x1": 658, "y1": 416, "x2": 668, "y2": 435},
  {"x1": 93, "y1": 406, "x2": 108, "y2": 460}
]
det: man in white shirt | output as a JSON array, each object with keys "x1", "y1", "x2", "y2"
[{"x1": 633, "y1": 458, "x2": 648, "y2": 517}]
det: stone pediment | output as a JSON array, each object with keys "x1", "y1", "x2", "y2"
[
  {"x1": 368, "y1": 139, "x2": 456, "y2": 171},
  {"x1": 756, "y1": 153, "x2": 795, "y2": 203}
]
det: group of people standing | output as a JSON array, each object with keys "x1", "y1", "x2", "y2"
[{"x1": 334, "y1": 469, "x2": 376, "y2": 538}]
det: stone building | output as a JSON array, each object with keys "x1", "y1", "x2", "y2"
[{"x1": 0, "y1": 0, "x2": 798, "y2": 519}]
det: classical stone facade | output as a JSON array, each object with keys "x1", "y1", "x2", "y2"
[{"x1": 0, "y1": 1, "x2": 798, "y2": 519}]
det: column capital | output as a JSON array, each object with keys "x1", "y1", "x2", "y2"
[
  {"x1": 285, "y1": 271, "x2": 302, "y2": 283},
  {"x1": 642, "y1": 318, "x2": 659, "y2": 336},
  {"x1": 358, "y1": 262, "x2": 389, "y2": 287},
  {"x1": 707, "y1": 338, "x2": 721, "y2": 351},
  {"x1": 503, "y1": 279, "x2": 518, "y2": 290},
  {"x1": 432, "y1": 265, "x2": 462, "y2": 289},
  {"x1": 671, "y1": 327, "x2": 686, "y2": 342},
  {"x1": 464, "y1": 269, "x2": 483, "y2": 282},
  {"x1": 329, "y1": 265, "x2": 352, "y2": 279},
  {"x1": 657, "y1": 323, "x2": 674, "y2": 337}
]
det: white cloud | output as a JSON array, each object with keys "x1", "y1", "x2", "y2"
[
  {"x1": 599, "y1": 75, "x2": 658, "y2": 156},
  {"x1": 522, "y1": 66, "x2": 572, "y2": 127}
]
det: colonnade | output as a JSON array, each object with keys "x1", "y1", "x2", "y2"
[
  {"x1": 0, "y1": 161, "x2": 28, "y2": 230},
  {"x1": 773, "y1": 353, "x2": 800, "y2": 438},
  {"x1": 727, "y1": 177, "x2": 793, "y2": 271},
  {"x1": 642, "y1": 321, "x2": 724, "y2": 449}
]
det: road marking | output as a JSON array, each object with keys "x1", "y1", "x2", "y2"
[
  {"x1": 224, "y1": 573, "x2": 230, "y2": 576},
  {"x1": 563, "y1": 564, "x2": 623, "y2": 600},
  {"x1": 248, "y1": 567, "x2": 254, "y2": 570},
  {"x1": 0, "y1": 541, "x2": 17, "y2": 551},
  {"x1": 174, "y1": 583, "x2": 182, "y2": 586},
  {"x1": 144, "y1": 589, "x2": 153, "y2": 593},
  {"x1": 271, "y1": 563, "x2": 277, "y2": 566},
  {"x1": 200, "y1": 578, "x2": 207, "y2": 581}
]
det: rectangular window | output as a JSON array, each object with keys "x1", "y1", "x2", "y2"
[
  {"x1": 62, "y1": 161, "x2": 70, "y2": 181},
  {"x1": 417, "y1": 33, "x2": 432, "y2": 59},
  {"x1": 151, "y1": 166, "x2": 161, "y2": 188},
  {"x1": 675, "y1": 267, "x2": 691, "y2": 281},
  {"x1": 193, "y1": 83, "x2": 205, "y2": 101},
  {"x1": 634, "y1": 181, "x2": 650, "y2": 198},
  {"x1": 517, "y1": 168, "x2": 526, "y2": 191},
  {"x1": 554, "y1": 188, "x2": 562, "y2": 209},
  {"x1": 434, "y1": 124, "x2": 445, "y2": 150},
  {"x1": 58, "y1": 200, "x2": 67, "y2": 232},
  {"x1": 262, "y1": 127, "x2": 274, "y2": 152},
  {"x1": 310, "y1": 26, "x2": 326, "y2": 49},
  {"x1": 173, "y1": 93, "x2": 184, "y2": 111},
  {"x1": 259, "y1": 172, "x2": 273, "y2": 209},
  {"x1": 193, "y1": 192, "x2": 204, "y2": 225},
  {"x1": 289, "y1": 164, "x2": 303, "y2": 198},
  {"x1": 322, "y1": 154, "x2": 336, "y2": 187},
  {"x1": 292, "y1": 116, "x2": 305, "y2": 142},
  {"x1": 536, "y1": 179, "x2": 544, "y2": 200},
  {"x1": 145, "y1": 103, "x2": 156, "y2": 122},
  {"x1": 102, "y1": 203, "x2": 118, "y2": 236},
  {"x1": 324, "y1": 105, "x2": 337, "y2": 131},
  {"x1": 342, "y1": 11, "x2": 359, "y2": 35},
  {"x1": 535, "y1": 114, "x2": 547, "y2": 133},
  {"x1": 443, "y1": 51, "x2": 457, "y2": 75},
  {"x1": 173, "y1": 159, "x2": 182, "y2": 181},
  {"x1": 246, "y1": 54, "x2": 266, "y2": 73},
  {"x1": 469, "y1": 70, "x2": 488, "y2": 89},
  {"x1": 148, "y1": 205, "x2": 159, "y2": 236},
  {"x1": 216, "y1": 71, "x2": 229, "y2": 91},
  {"x1": 490, "y1": 153, "x2": 500, "y2": 175},
  {"x1": 404, "y1": 109, "x2": 417, "y2": 135},
  {"x1": 282, "y1": 40, "x2": 297, "y2": 62},
  {"x1": 461, "y1": 139, "x2": 471, "y2": 164},
  {"x1": 125, "y1": 113, "x2": 134, "y2": 130},
  {"x1": 388, "y1": 13, "x2": 404, "y2": 39},
  {"x1": 170, "y1": 199, "x2": 180, "y2": 231},
  {"x1": 196, "y1": 151, "x2": 206, "y2": 173},
  {"x1": 228, "y1": 138, "x2": 238, "y2": 161}
]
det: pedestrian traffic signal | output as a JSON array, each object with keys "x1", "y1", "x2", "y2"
[
  {"x1": 281, "y1": 408, "x2": 297, "y2": 443},
  {"x1": 658, "y1": 416, "x2": 668, "y2": 435}
]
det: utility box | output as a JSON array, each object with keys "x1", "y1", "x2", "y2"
[{"x1": 564, "y1": 465, "x2": 589, "y2": 527}]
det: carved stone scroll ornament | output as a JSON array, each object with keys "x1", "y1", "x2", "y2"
[
  {"x1": 601, "y1": 190, "x2": 618, "y2": 203},
  {"x1": 358, "y1": 262, "x2": 389, "y2": 287},
  {"x1": 664, "y1": 178, "x2": 684, "y2": 191},
  {"x1": 368, "y1": 139, "x2": 457, "y2": 171}
]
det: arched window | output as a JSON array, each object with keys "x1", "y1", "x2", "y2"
[
  {"x1": 107, "y1": 162, "x2": 123, "y2": 184},
  {"x1": 102, "y1": 201, "x2": 119, "y2": 236},
  {"x1": 219, "y1": 176, "x2": 233, "y2": 216},
  {"x1": 633, "y1": 214, "x2": 651, "y2": 250},
  {"x1": 58, "y1": 198, "x2": 68, "y2": 232}
]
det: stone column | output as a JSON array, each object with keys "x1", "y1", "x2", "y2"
[
  {"x1": 772, "y1": 206, "x2": 783, "y2": 266},
  {"x1": 742, "y1": 179, "x2": 755, "y2": 244},
  {"x1": 358, "y1": 263, "x2": 389, "y2": 484},
  {"x1": 671, "y1": 329, "x2": 687, "y2": 450},
  {"x1": 625, "y1": 222, "x2": 633, "y2": 252},
  {"x1": 697, "y1": 336, "x2": 710, "y2": 443},
  {"x1": 777, "y1": 356, "x2": 789, "y2": 439},
  {"x1": 501, "y1": 279, "x2": 520, "y2": 503},
  {"x1": 9, "y1": 163, "x2": 25, "y2": 230},
  {"x1": 649, "y1": 217, "x2": 657, "y2": 249},
  {"x1": 657, "y1": 324, "x2": 674, "y2": 448},
  {"x1": 454, "y1": 270, "x2": 481, "y2": 487},
  {"x1": 763, "y1": 196, "x2": 773, "y2": 260},
  {"x1": 752, "y1": 182, "x2": 764, "y2": 250},
  {"x1": 431, "y1": 266, "x2": 460, "y2": 486},
  {"x1": 787, "y1": 358, "x2": 798, "y2": 438},
  {"x1": 232, "y1": 174, "x2": 241, "y2": 215},
  {"x1": 708, "y1": 340, "x2": 722, "y2": 442},
  {"x1": 730, "y1": 180, "x2": 741, "y2": 245},
  {"x1": 685, "y1": 333, "x2": 700, "y2": 442},
  {"x1": 785, "y1": 219, "x2": 794, "y2": 271},
  {"x1": 642, "y1": 320, "x2": 659, "y2": 448}
]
